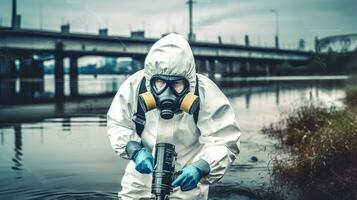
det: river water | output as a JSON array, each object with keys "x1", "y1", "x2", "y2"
[{"x1": 0, "y1": 75, "x2": 347, "y2": 200}]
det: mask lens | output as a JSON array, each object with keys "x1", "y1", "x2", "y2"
[
  {"x1": 154, "y1": 79, "x2": 167, "y2": 93},
  {"x1": 172, "y1": 80, "x2": 186, "y2": 94}
]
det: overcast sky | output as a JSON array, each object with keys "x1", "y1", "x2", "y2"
[{"x1": 1, "y1": 0, "x2": 357, "y2": 50}]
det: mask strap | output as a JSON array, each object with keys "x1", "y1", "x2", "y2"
[
  {"x1": 132, "y1": 76, "x2": 147, "y2": 137},
  {"x1": 193, "y1": 76, "x2": 200, "y2": 124}
]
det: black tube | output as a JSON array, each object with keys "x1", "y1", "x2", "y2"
[
  {"x1": 155, "y1": 195, "x2": 166, "y2": 200},
  {"x1": 152, "y1": 143, "x2": 177, "y2": 199}
]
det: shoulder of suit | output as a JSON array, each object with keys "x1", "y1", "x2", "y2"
[
  {"x1": 114, "y1": 69, "x2": 145, "y2": 103},
  {"x1": 196, "y1": 73, "x2": 220, "y2": 92},
  {"x1": 118, "y1": 70, "x2": 144, "y2": 91}
]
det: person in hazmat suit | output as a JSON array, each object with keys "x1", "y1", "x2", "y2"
[{"x1": 107, "y1": 33, "x2": 241, "y2": 200}]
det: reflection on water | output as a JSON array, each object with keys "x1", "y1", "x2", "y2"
[
  {"x1": 0, "y1": 116, "x2": 124, "y2": 200},
  {"x1": 0, "y1": 76, "x2": 348, "y2": 199},
  {"x1": 12, "y1": 125, "x2": 23, "y2": 177},
  {"x1": 219, "y1": 76, "x2": 346, "y2": 109},
  {"x1": 0, "y1": 75, "x2": 127, "y2": 105}
]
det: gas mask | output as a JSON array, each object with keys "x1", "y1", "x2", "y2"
[{"x1": 138, "y1": 74, "x2": 199, "y2": 119}]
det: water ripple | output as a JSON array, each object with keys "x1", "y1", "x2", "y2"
[{"x1": 25, "y1": 190, "x2": 118, "y2": 200}]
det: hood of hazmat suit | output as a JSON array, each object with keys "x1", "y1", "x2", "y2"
[
  {"x1": 107, "y1": 33, "x2": 242, "y2": 200},
  {"x1": 144, "y1": 33, "x2": 197, "y2": 93}
]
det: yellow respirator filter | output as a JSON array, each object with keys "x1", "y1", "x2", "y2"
[
  {"x1": 139, "y1": 92, "x2": 157, "y2": 112},
  {"x1": 180, "y1": 92, "x2": 199, "y2": 114}
]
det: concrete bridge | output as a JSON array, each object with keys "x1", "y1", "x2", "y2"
[{"x1": 0, "y1": 27, "x2": 312, "y2": 99}]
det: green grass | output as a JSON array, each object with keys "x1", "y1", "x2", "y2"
[{"x1": 262, "y1": 98, "x2": 357, "y2": 199}]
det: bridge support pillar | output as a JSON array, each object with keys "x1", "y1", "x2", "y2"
[
  {"x1": 239, "y1": 61, "x2": 247, "y2": 76},
  {"x1": 265, "y1": 63, "x2": 270, "y2": 76},
  {"x1": 19, "y1": 58, "x2": 44, "y2": 98},
  {"x1": 69, "y1": 56, "x2": 78, "y2": 97},
  {"x1": 219, "y1": 60, "x2": 232, "y2": 77},
  {"x1": 252, "y1": 61, "x2": 259, "y2": 75},
  {"x1": 55, "y1": 42, "x2": 64, "y2": 100},
  {"x1": 240, "y1": 61, "x2": 249, "y2": 76},
  {"x1": 246, "y1": 62, "x2": 251, "y2": 76},
  {"x1": 0, "y1": 77, "x2": 16, "y2": 104},
  {"x1": 232, "y1": 60, "x2": 241, "y2": 76},
  {"x1": 0, "y1": 55, "x2": 16, "y2": 104},
  {"x1": 227, "y1": 60, "x2": 234, "y2": 77},
  {"x1": 208, "y1": 59, "x2": 215, "y2": 80},
  {"x1": 19, "y1": 58, "x2": 44, "y2": 79},
  {"x1": 0, "y1": 55, "x2": 17, "y2": 79},
  {"x1": 194, "y1": 59, "x2": 202, "y2": 73}
]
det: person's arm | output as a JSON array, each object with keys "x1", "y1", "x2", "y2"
[
  {"x1": 107, "y1": 78, "x2": 141, "y2": 160},
  {"x1": 192, "y1": 77, "x2": 242, "y2": 184}
]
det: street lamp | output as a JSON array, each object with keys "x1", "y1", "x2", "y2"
[
  {"x1": 12, "y1": 0, "x2": 17, "y2": 28},
  {"x1": 270, "y1": 9, "x2": 279, "y2": 49},
  {"x1": 187, "y1": 0, "x2": 196, "y2": 41}
]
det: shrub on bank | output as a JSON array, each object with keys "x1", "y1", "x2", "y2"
[
  {"x1": 262, "y1": 104, "x2": 334, "y2": 148},
  {"x1": 263, "y1": 101, "x2": 357, "y2": 200}
]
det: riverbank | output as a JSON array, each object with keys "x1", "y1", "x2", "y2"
[{"x1": 262, "y1": 78, "x2": 357, "y2": 199}]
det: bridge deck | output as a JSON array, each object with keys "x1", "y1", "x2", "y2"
[{"x1": 0, "y1": 27, "x2": 312, "y2": 61}]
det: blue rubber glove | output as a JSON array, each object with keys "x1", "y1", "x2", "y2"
[
  {"x1": 171, "y1": 165, "x2": 202, "y2": 191},
  {"x1": 133, "y1": 148, "x2": 154, "y2": 174}
]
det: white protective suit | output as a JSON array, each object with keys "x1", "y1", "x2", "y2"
[{"x1": 107, "y1": 33, "x2": 241, "y2": 200}]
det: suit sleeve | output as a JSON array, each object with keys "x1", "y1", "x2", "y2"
[
  {"x1": 107, "y1": 78, "x2": 141, "y2": 160},
  {"x1": 192, "y1": 78, "x2": 242, "y2": 184}
]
